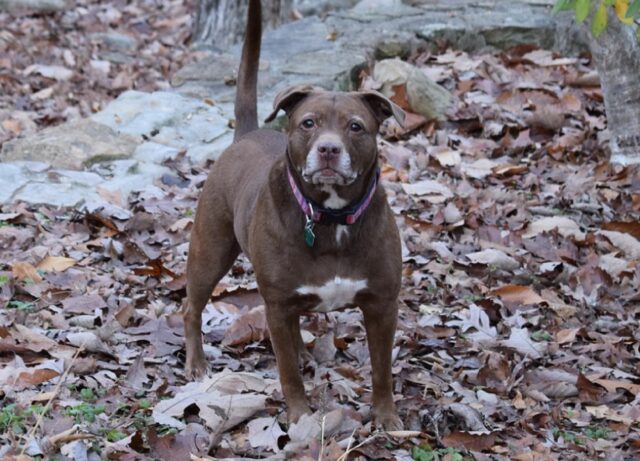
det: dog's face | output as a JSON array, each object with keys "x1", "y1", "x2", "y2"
[{"x1": 265, "y1": 87, "x2": 405, "y2": 188}]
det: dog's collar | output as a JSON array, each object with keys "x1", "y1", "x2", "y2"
[{"x1": 286, "y1": 166, "x2": 379, "y2": 227}]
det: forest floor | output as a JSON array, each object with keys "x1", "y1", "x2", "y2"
[
  {"x1": 1, "y1": 1, "x2": 640, "y2": 461},
  {"x1": 0, "y1": 0, "x2": 197, "y2": 147}
]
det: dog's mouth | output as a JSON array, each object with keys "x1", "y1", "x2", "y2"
[{"x1": 302, "y1": 167, "x2": 357, "y2": 186}]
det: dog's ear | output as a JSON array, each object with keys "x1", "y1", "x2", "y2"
[
  {"x1": 264, "y1": 85, "x2": 315, "y2": 123},
  {"x1": 357, "y1": 90, "x2": 406, "y2": 128}
]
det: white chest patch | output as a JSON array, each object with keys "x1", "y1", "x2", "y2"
[
  {"x1": 320, "y1": 185, "x2": 348, "y2": 209},
  {"x1": 296, "y1": 276, "x2": 367, "y2": 313},
  {"x1": 335, "y1": 225, "x2": 349, "y2": 244}
]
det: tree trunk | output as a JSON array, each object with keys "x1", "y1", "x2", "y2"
[
  {"x1": 194, "y1": 0, "x2": 294, "y2": 50},
  {"x1": 589, "y1": 12, "x2": 640, "y2": 165}
]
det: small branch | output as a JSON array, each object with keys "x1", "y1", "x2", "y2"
[{"x1": 20, "y1": 343, "x2": 85, "y2": 455}]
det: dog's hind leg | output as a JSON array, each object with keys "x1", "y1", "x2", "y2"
[{"x1": 184, "y1": 197, "x2": 240, "y2": 379}]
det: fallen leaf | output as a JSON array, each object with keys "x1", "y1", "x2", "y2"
[
  {"x1": 37, "y1": 256, "x2": 77, "y2": 272},
  {"x1": 17, "y1": 368, "x2": 60, "y2": 387},
  {"x1": 12, "y1": 261, "x2": 43, "y2": 282},
  {"x1": 502, "y1": 328, "x2": 546, "y2": 359},
  {"x1": 441, "y1": 431, "x2": 496, "y2": 451},
  {"x1": 247, "y1": 416, "x2": 286, "y2": 452},
  {"x1": 465, "y1": 248, "x2": 519, "y2": 270},
  {"x1": 601, "y1": 221, "x2": 640, "y2": 239},
  {"x1": 599, "y1": 230, "x2": 640, "y2": 259},
  {"x1": 490, "y1": 285, "x2": 545, "y2": 305},
  {"x1": 461, "y1": 158, "x2": 498, "y2": 179},
  {"x1": 221, "y1": 305, "x2": 268, "y2": 346},
  {"x1": 402, "y1": 179, "x2": 453, "y2": 201},
  {"x1": 152, "y1": 370, "x2": 275, "y2": 432},
  {"x1": 447, "y1": 304, "x2": 497, "y2": 343},
  {"x1": 556, "y1": 328, "x2": 580, "y2": 344},
  {"x1": 23, "y1": 64, "x2": 73, "y2": 81},
  {"x1": 523, "y1": 216, "x2": 586, "y2": 241}
]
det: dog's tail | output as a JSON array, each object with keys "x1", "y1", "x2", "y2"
[{"x1": 234, "y1": 0, "x2": 262, "y2": 141}]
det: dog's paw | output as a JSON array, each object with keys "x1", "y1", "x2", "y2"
[
  {"x1": 287, "y1": 403, "x2": 313, "y2": 424},
  {"x1": 185, "y1": 355, "x2": 210, "y2": 380},
  {"x1": 375, "y1": 411, "x2": 404, "y2": 432}
]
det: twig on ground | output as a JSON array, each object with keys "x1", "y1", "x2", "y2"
[{"x1": 19, "y1": 342, "x2": 86, "y2": 455}]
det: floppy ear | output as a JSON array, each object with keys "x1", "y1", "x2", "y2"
[
  {"x1": 357, "y1": 90, "x2": 406, "y2": 128},
  {"x1": 264, "y1": 85, "x2": 315, "y2": 123}
]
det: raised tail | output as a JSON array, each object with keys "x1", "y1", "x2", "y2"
[{"x1": 234, "y1": 0, "x2": 262, "y2": 141}]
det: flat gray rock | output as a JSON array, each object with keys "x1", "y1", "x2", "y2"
[
  {"x1": 91, "y1": 91, "x2": 231, "y2": 152},
  {"x1": 0, "y1": 119, "x2": 137, "y2": 170},
  {"x1": 89, "y1": 32, "x2": 138, "y2": 51}
]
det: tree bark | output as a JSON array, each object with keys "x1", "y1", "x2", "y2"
[
  {"x1": 194, "y1": 0, "x2": 294, "y2": 50},
  {"x1": 589, "y1": 12, "x2": 640, "y2": 165}
]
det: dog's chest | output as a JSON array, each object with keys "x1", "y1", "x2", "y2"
[{"x1": 295, "y1": 276, "x2": 367, "y2": 312}]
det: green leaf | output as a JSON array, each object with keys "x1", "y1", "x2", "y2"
[
  {"x1": 592, "y1": 2, "x2": 608, "y2": 36},
  {"x1": 627, "y1": 0, "x2": 640, "y2": 17},
  {"x1": 576, "y1": 0, "x2": 592, "y2": 22},
  {"x1": 553, "y1": 0, "x2": 577, "y2": 13},
  {"x1": 412, "y1": 446, "x2": 435, "y2": 461}
]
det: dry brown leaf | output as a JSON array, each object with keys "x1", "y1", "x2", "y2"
[
  {"x1": 221, "y1": 305, "x2": 268, "y2": 346},
  {"x1": 490, "y1": 284, "x2": 545, "y2": 305},
  {"x1": 592, "y1": 378, "x2": 640, "y2": 395},
  {"x1": 601, "y1": 221, "x2": 640, "y2": 239},
  {"x1": 37, "y1": 255, "x2": 77, "y2": 272},
  {"x1": 577, "y1": 373, "x2": 606, "y2": 402},
  {"x1": 441, "y1": 431, "x2": 497, "y2": 451},
  {"x1": 16, "y1": 368, "x2": 60, "y2": 387},
  {"x1": 556, "y1": 328, "x2": 580, "y2": 344},
  {"x1": 12, "y1": 261, "x2": 43, "y2": 282}
]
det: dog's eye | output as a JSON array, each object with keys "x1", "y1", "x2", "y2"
[
  {"x1": 301, "y1": 119, "x2": 315, "y2": 129},
  {"x1": 350, "y1": 122, "x2": 363, "y2": 132}
]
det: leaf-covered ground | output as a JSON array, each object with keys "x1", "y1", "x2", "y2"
[
  {"x1": 2, "y1": 15, "x2": 640, "y2": 461},
  {"x1": 0, "y1": 0, "x2": 197, "y2": 146}
]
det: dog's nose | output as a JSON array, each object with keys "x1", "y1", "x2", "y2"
[{"x1": 316, "y1": 141, "x2": 342, "y2": 159}]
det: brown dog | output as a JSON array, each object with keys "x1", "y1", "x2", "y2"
[{"x1": 184, "y1": 0, "x2": 405, "y2": 430}]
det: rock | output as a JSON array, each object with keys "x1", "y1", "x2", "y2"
[
  {"x1": 373, "y1": 58, "x2": 452, "y2": 121},
  {"x1": 374, "y1": 37, "x2": 413, "y2": 59},
  {"x1": 96, "y1": 160, "x2": 171, "y2": 206},
  {"x1": 0, "y1": 163, "x2": 29, "y2": 203},
  {"x1": 91, "y1": 91, "x2": 228, "y2": 141},
  {"x1": 11, "y1": 170, "x2": 103, "y2": 208},
  {"x1": 350, "y1": 0, "x2": 424, "y2": 19},
  {"x1": 133, "y1": 142, "x2": 181, "y2": 163},
  {"x1": 0, "y1": 119, "x2": 137, "y2": 170},
  {"x1": 91, "y1": 90, "x2": 232, "y2": 163},
  {"x1": 90, "y1": 32, "x2": 138, "y2": 51},
  {"x1": 294, "y1": 0, "x2": 358, "y2": 16},
  {"x1": 186, "y1": 132, "x2": 235, "y2": 164},
  {"x1": 0, "y1": 0, "x2": 68, "y2": 13}
]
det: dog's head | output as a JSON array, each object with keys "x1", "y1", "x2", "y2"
[{"x1": 265, "y1": 86, "x2": 405, "y2": 188}]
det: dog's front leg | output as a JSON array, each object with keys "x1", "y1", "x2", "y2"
[
  {"x1": 266, "y1": 305, "x2": 311, "y2": 423},
  {"x1": 362, "y1": 302, "x2": 403, "y2": 431}
]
